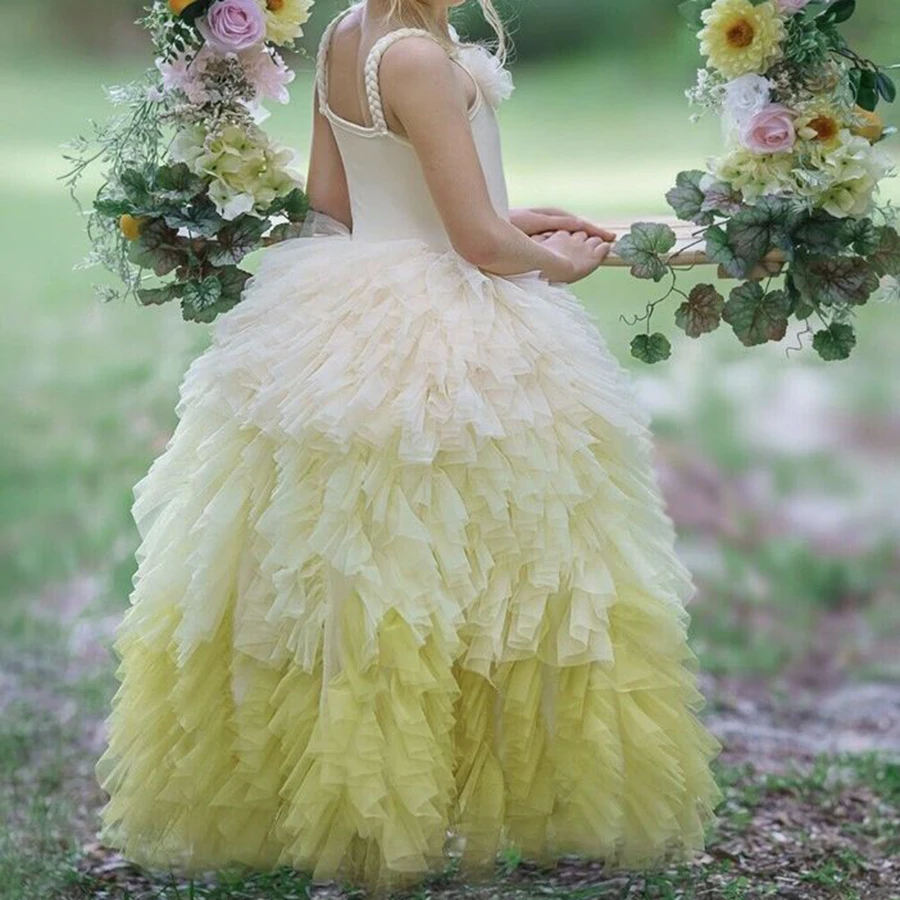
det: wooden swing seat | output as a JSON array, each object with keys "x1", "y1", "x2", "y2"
[{"x1": 602, "y1": 216, "x2": 787, "y2": 279}]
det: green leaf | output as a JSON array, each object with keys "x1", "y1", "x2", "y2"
[
  {"x1": 179, "y1": 0, "x2": 214, "y2": 24},
  {"x1": 723, "y1": 282, "x2": 792, "y2": 347},
  {"x1": 665, "y1": 170, "x2": 713, "y2": 225},
  {"x1": 726, "y1": 196, "x2": 802, "y2": 266},
  {"x1": 208, "y1": 215, "x2": 268, "y2": 266},
  {"x1": 700, "y1": 181, "x2": 744, "y2": 218},
  {"x1": 813, "y1": 322, "x2": 856, "y2": 361},
  {"x1": 805, "y1": 0, "x2": 833, "y2": 18},
  {"x1": 793, "y1": 254, "x2": 881, "y2": 306},
  {"x1": 137, "y1": 283, "x2": 183, "y2": 307},
  {"x1": 163, "y1": 205, "x2": 224, "y2": 238},
  {"x1": 181, "y1": 276, "x2": 223, "y2": 323},
  {"x1": 93, "y1": 197, "x2": 133, "y2": 218},
  {"x1": 877, "y1": 71, "x2": 897, "y2": 104},
  {"x1": 614, "y1": 222, "x2": 677, "y2": 282},
  {"x1": 273, "y1": 188, "x2": 310, "y2": 222},
  {"x1": 705, "y1": 224, "x2": 747, "y2": 278},
  {"x1": 217, "y1": 266, "x2": 253, "y2": 303},
  {"x1": 793, "y1": 299, "x2": 815, "y2": 319},
  {"x1": 630, "y1": 332, "x2": 672, "y2": 364},
  {"x1": 266, "y1": 222, "x2": 306, "y2": 244},
  {"x1": 154, "y1": 162, "x2": 207, "y2": 201},
  {"x1": 785, "y1": 270, "x2": 815, "y2": 320},
  {"x1": 127, "y1": 219, "x2": 185, "y2": 277},
  {"x1": 792, "y1": 209, "x2": 856, "y2": 255},
  {"x1": 856, "y1": 69, "x2": 879, "y2": 111},
  {"x1": 822, "y1": 0, "x2": 856, "y2": 24},
  {"x1": 868, "y1": 226, "x2": 900, "y2": 277},
  {"x1": 169, "y1": 194, "x2": 225, "y2": 238},
  {"x1": 847, "y1": 218, "x2": 880, "y2": 256},
  {"x1": 176, "y1": 267, "x2": 249, "y2": 323},
  {"x1": 119, "y1": 168, "x2": 150, "y2": 206},
  {"x1": 675, "y1": 284, "x2": 725, "y2": 338}
]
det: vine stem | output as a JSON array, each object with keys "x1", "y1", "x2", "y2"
[{"x1": 617, "y1": 230, "x2": 711, "y2": 331}]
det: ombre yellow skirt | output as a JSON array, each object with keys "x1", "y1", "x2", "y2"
[{"x1": 95, "y1": 234, "x2": 724, "y2": 893}]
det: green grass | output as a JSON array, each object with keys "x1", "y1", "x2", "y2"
[{"x1": 24, "y1": 751, "x2": 900, "y2": 899}]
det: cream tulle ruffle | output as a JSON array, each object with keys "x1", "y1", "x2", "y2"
[{"x1": 95, "y1": 233, "x2": 724, "y2": 892}]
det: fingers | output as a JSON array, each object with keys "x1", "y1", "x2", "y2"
[
  {"x1": 548, "y1": 216, "x2": 617, "y2": 242},
  {"x1": 587, "y1": 236, "x2": 611, "y2": 259}
]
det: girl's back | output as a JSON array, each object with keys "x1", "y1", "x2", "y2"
[{"x1": 310, "y1": 3, "x2": 510, "y2": 248}]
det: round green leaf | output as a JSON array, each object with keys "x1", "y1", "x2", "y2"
[
  {"x1": 868, "y1": 226, "x2": 900, "y2": 278},
  {"x1": 793, "y1": 254, "x2": 881, "y2": 306},
  {"x1": 675, "y1": 283, "x2": 725, "y2": 338},
  {"x1": 631, "y1": 332, "x2": 672, "y2": 364},
  {"x1": 877, "y1": 71, "x2": 897, "y2": 104},
  {"x1": 812, "y1": 322, "x2": 857, "y2": 361},
  {"x1": 705, "y1": 224, "x2": 747, "y2": 278},
  {"x1": 614, "y1": 222, "x2": 677, "y2": 283},
  {"x1": 723, "y1": 282, "x2": 792, "y2": 347},
  {"x1": 666, "y1": 170, "x2": 713, "y2": 225}
]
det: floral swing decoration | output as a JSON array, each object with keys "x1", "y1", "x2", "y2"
[
  {"x1": 64, "y1": 0, "x2": 316, "y2": 323},
  {"x1": 614, "y1": 0, "x2": 900, "y2": 363}
]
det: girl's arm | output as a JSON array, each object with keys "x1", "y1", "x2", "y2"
[
  {"x1": 379, "y1": 38, "x2": 611, "y2": 284},
  {"x1": 306, "y1": 86, "x2": 352, "y2": 230}
]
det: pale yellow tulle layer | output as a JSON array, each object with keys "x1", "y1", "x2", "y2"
[{"x1": 95, "y1": 237, "x2": 725, "y2": 893}]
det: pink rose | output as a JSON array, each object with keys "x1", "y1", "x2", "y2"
[
  {"x1": 775, "y1": 0, "x2": 811, "y2": 14},
  {"x1": 741, "y1": 103, "x2": 797, "y2": 154},
  {"x1": 198, "y1": 0, "x2": 266, "y2": 54}
]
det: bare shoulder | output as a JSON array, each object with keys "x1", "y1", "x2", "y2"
[
  {"x1": 378, "y1": 34, "x2": 454, "y2": 84},
  {"x1": 378, "y1": 35, "x2": 465, "y2": 113},
  {"x1": 325, "y1": 5, "x2": 362, "y2": 60},
  {"x1": 331, "y1": 4, "x2": 363, "y2": 41}
]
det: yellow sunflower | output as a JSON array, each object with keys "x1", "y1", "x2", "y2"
[
  {"x1": 257, "y1": 0, "x2": 313, "y2": 47},
  {"x1": 698, "y1": 0, "x2": 785, "y2": 79}
]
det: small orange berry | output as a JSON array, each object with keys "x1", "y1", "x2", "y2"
[
  {"x1": 850, "y1": 106, "x2": 884, "y2": 143},
  {"x1": 168, "y1": 0, "x2": 199, "y2": 16},
  {"x1": 120, "y1": 214, "x2": 145, "y2": 242}
]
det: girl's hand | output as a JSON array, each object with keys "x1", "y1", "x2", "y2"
[
  {"x1": 533, "y1": 230, "x2": 612, "y2": 283},
  {"x1": 511, "y1": 207, "x2": 617, "y2": 243}
]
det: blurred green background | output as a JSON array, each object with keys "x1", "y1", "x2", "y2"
[{"x1": 1, "y1": 1, "x2": 899, "y2": 897}]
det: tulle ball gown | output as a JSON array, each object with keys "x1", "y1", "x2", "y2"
[{"x1": 94, "y1": 7, "x2": 724, "y2": 893}]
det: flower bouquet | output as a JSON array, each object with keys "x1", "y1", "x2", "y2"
[
  {"x1": 615, "y1": 0, "x2": 900, "y2": 363},
  {"x1": 63, "y1": 0, "x2": 314, "y2": 323}
]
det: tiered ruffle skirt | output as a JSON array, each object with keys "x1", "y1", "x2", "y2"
[{"x1": 95, "y1": 235, "x2": 724, "y2": 892}]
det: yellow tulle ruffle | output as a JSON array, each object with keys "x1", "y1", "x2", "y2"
[{"x1": 95, "y1": 235, "x2": 725, "y2": 892}]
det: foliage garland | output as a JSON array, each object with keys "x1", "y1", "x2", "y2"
[
  {"x1": 614, "y1": 0, "x2": 900, "y2": 363},
  {"x1": 63, "y1": 0, "x2": 314, "y2": 323}
]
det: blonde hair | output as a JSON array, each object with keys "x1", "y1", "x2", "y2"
[{"x1": 385, "y1": 0, "x2": 508, "y2": 64}]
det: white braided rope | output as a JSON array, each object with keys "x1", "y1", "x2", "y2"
[
  {"x1": 315, "y1": 7, "x2": 355, "y2": 116},
  {"x1": 363, "y1": 28, "x2": 445, "y2": 133}
]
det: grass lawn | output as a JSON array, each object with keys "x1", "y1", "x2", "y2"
[{"x1": 1, "y1": 42, "x2": 899, "y2": 900}]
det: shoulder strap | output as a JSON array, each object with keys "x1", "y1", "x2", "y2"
[
  {"x1": 315, "y1": 5, "x2": 357, "y2": 116},
  {"x1": 363, "y1": 28, "x2": 450, "y2": 134}
]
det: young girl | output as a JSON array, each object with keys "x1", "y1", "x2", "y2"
[{"x1": 94, "y1": 0, "x2": 724, "y2": 892}]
